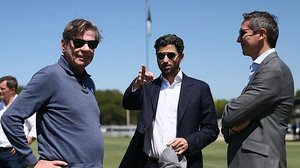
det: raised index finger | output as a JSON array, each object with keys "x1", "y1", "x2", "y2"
[{"x1": 141, "y1": 64, "x2": 146, "y2": 76}]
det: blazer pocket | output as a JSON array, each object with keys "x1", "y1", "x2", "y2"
[{"x1": 242, "y1": 139, "x2": 269, "y2": 157}]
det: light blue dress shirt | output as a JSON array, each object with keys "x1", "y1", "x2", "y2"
[{"x1": 248, "y1": 48, "x2": 276, "y2": 80}]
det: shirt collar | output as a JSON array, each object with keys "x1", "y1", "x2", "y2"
[
  {"x1": 2, "y1": 94, "x2": 17, "y2": 108},
  {"x1": 160, "y1": 70, "x2": 183, "y2": 86},
  {"x1": 253, "y1": 48, "x2": 276, "y2": 64},
  {"x1": 58, "y1": 55, "x2": 90, "y2": 78}
]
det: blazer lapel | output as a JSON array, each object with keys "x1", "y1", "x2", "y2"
[
  {"x1": 242, "y1": 52, "x2": 279, "y2": 94},
  {"x1": 177, "y1": 74, "x2": 193, "y2": 128}
]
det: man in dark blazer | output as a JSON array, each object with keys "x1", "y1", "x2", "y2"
[
  {"x1": 222, "y1": 11, "x2": 294, "y2": 168},
  {"x1": 119, "y1": 34, "x2": 219, "y2": 168}
]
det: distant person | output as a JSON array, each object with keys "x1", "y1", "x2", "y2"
[
  {"x1": 119, "y1": 34, "x2": 219, "y2": 168},
  {"x1": 221, "y1": 11, "x2": 294, "y2": 168},
  {"x1": 0, "y1": 76, "x2": 36, "y2": 168},
  {"x1": 1, "y1": 19, "x2": 104, "y2": 168}
]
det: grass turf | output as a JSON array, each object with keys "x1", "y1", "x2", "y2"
[{"x1": 30, "y1": 137, "x2": 300, "y2": 168}]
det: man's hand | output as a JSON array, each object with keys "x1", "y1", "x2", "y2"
[
  {"x1": 33, "y1": 160, "x2": 68, "y2": 168},
  {"x1": 230, "y1": 120, "x2": 251, "y2": 134},
  {"x1": 132, "y1": 64, "x2": 154, "y2": 90},
  {"x1": 168, "y1": 138, "x2": 188, "y2": 155},
  {"x1": 10, "y1": 148, "x2": 16, "y2": 155},
  {"x1": 27, "y1": 136, "x2": 36, "y2": 145}
]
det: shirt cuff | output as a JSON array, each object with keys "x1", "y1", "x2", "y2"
[{"x1": 23, "y1": 153, "x2": 38, "y2": 167}]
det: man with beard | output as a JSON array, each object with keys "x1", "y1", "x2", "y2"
[{"x1": 119, "y1": 34, "x2": 219, "y2": 168}]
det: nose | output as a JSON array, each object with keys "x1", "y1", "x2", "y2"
[
  {"x1": 161, "y1": 55, "x2": 170, "y2": 62},
  {"x1": 81, "y1": 43, "x2": 90, "y2": 50},
  {"x1": 237, "y1": 35, "x2": 241, "y2": 43}
]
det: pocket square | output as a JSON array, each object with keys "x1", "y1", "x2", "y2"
[{"x1": 158, "y1": 146, "x2": 187, "y2": 168}]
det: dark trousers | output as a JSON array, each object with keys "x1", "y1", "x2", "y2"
[
  {"x1": 143, "y1": 152, "x2": 159, "y2": 168},
  {"x1": 0, "y1": 148, "x2": 25, "y2": 168},
  {"x1": 144, "y1": 159, "x2": 159, "y2": 168}
]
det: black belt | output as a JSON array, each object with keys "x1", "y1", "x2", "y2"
[{"x1": 0, "y1": 147, "x2": 13, "y2": 152}]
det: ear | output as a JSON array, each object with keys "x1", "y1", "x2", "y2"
[
  {"x1": 9, "y1": 87, "x2": 16, "y2": 94},
  {"x1": 61, "y1": 39, "x2": 66, "y2": 53},
  {"x1": 179, "y1": 53, "x2": 184, "y2": 62},
  {"x1": 259, "y1": 28, "x2": 267, "y2": 40}
]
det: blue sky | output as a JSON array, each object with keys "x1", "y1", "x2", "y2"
[{"x1": 1, "y1": 0, "x2": 299, "y2": 100}]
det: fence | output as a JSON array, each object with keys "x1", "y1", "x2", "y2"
[
  {"x1": 101, "y1": 121, "x2": 299, "y2": 141},
  {"x1": 102, "y1": 125, "x2": 136, "y2": 137}
]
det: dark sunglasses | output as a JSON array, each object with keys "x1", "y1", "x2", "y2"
[
  {"x1": 156, "y1": 52, "x2": 176, "y2": 60},
  {"x1": 72, "y1": 39, "x2": 99, "y2": 49},
  {"x1": 239, "y1": 28, "x2": 253, "y2": 37}
]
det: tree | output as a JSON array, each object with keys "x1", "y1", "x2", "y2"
[
  {"x1": 94, "y1": 89, "x2": 140, "y2": 125},
  {"x1": 214, "y1": 99, "x2": 228, "y2": 119},
  {"x1": 291, "y1": 89, "x2": 300, "y2": 119},
  {"x1": 17, "y1": 86, "x2": 24, "y2": 94},
  {"x1": 95, "y1": 89, "x2": 125, "y2": 125}
]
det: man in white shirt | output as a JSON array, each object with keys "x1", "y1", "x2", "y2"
[
  {"x1": 0, "y1": 76, "x2": 36, "y2": 168},
  {"x1": 119, "y1": 34, "x2": 219, "y2": 168}
]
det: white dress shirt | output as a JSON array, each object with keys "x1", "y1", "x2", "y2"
[
  {"x1": 0, "y1": 95, "x2": 36, "y2": 148},
  {"x1": 144, "y1": 71, "x2": 182, "y2": 158}
]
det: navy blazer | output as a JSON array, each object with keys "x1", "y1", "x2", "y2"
[{"x1": 119, "y1": 73, "x2": 219, "y2": 168}]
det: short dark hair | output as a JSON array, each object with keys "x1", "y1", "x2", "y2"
[
  {"x1": 62, "y1": 18, "x2": 102, "y2": 42},
  {"x1": 154, "y1": 34, "x2": 184, "y2": 54},
  {"x1": 243, "y1": 11, "x2": 279, "y2": 48},
  {"x1": 0, "y1": 76, "x2": 18, "y2": 90}
]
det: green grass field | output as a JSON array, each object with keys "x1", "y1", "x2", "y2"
[
  {"x1": 31, "y1": 137, "x2": 300, "y2": 168},
  {"x1": 102, "y1": 137, "x2": 300, "y2": 168}
]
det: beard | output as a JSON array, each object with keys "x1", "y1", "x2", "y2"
[{"x1": 159, "y1": 64, "x2": 180, "y2": 79}]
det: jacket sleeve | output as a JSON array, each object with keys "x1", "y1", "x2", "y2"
[
  {"x1": 184, "y1": 83, "x2": 220, "y2": 156},
  {"x1": 1, "y1": 69, "x2": 53, "y2": 167},
  {"x1": 222, "y1": 64, "x2": 282, "y2": 128},
  {"x1": 221, "y1": 113, "x2": 230, "y2": 143},
  {"x1": 122, "y1": 79, "x2": 143, "y2": 110}
]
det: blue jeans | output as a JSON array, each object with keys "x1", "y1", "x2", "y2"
[{"x1": 0, "y1": 148, "x2": 25, "y2": 168}]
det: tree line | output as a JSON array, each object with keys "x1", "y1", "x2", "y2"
[
  {"x1": 17, "y1": 87, "x2": 300, "y2": 125},
  {"x1": 96, "y1": 89, "x2": 300, "y2": 125}
]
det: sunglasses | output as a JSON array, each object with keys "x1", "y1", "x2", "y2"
[
  {"x1": 72, "y1": 39, "x2": 99, "y2": 49},
  {"x1": 156, "y1": 52, "x2": 176, "y2": 60},
  {"x1": 238, "y1": 28, "x2": 259, "y2": 38}
]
